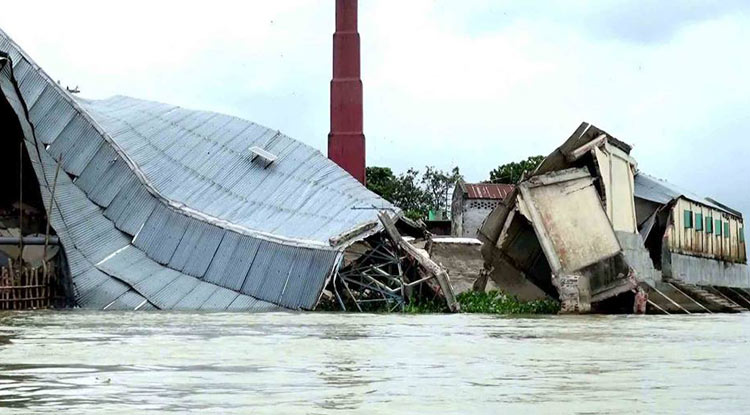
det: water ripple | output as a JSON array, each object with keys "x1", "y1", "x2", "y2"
[{"x1": 0, "y1": 311, "x2": 748, "y2": 414}]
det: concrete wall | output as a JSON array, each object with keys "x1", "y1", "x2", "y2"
[
  {"x1": 430, "y1": 236, "x2": 550, "y2": 300},
  {"x1": 429, "y1": 238, "x2": 484, "y2": 294},
  {"x1": 486, "y1": 254, "x2": 550, "y2": 301},
  {"x1": 664, "y1": 252, "x2": 750, "y2": 288},
  {"x1": 451, "y1": 209, "x2": 463, "y2": 236},
  {"x1": 452, "y1": 196, "x2": 500, "y2": 238},
  {"x1": 521, "y1": 173, "x2": 622, "y2": 274},
  {"x1": 462, "y1": 200, "x2": 499, "y2": 238},
  {"x1": 616, "y1": 231, "x2": 661, "y2": 284},
  {"x1": 451, "y1": 188, "x2": 464, "y2": 236}
]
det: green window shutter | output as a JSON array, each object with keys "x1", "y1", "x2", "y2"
[
  {"x1": 724, "y1": 222, "x2": 730, "y2": 239},
  {"x1": 716, "y1": 219, "x2": 722, "y2": 236},
  {"x1": 741, "y1": 227, "x2": 745, "y2": 243},
  {"x1": 695, "y1": 213, "x2": 703, "y2": 231},
  {"x1": 706, "y1": 217, "x2": 713, "y2": 233},
  {"x1": 683, "y1": 210, "x2": 693, "y2": 229}
]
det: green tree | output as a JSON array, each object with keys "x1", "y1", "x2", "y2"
[
  {"x1": 393, "y1": 168, "x2": 431, "y2": 220},
  {"x1": 365, "y1": 166, "x2": 398, "y2": 202},
  {"x1": 488, "y1": 155, "x2": 544, "y2": 184},
  {"x1": 422, "y1": 166, "x2": 462, "y2": 216},
  {"x1": 366, "y1": 167, "x2": 430, "y2": 220},
  {"x1": 366, "y1": 166, "x2": 461, "y2": 220}
]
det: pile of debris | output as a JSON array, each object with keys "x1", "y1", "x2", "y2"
[
  {"x1": 477, "y1": 122, "x2": 749, "y2": 313},
  {"x1": 322, "y1": 213, "x2": 459, "y2": 312}
]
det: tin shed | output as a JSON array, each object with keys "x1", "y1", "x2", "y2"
[{"x1": 0, "y1": 28, "x2": 396, "y2": 311}]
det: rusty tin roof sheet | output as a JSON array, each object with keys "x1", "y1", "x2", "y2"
[{"x1": 464, "y1": 183, "x2": 514, "y2": 200}]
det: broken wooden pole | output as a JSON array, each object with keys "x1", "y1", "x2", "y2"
[{"x1": 377, "y1": 212, "x2": 460, "y2": 312}]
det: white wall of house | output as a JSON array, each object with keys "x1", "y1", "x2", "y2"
[{"x1": 453, "y1": 198, "x2": 501, "y2": 238}]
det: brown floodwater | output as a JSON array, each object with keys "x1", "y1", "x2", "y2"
[{"x1": 0, "y1": 310, "x2": 748, "y2": 414}]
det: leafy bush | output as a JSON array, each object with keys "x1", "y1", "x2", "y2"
[{"x1": 456, "y1": 290, "x2": 560, "y2": 314}]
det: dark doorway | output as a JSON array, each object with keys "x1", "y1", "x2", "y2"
[{"x1": 0, "y1": 88, "x2": 48, "y2": 237}]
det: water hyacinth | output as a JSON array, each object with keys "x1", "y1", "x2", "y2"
[
  {"x1": 319, "y1": 290, "x2": 560, "y2": 314},
  {"x1": 403, "y1": 290, "x2": 560, "y2": 315},
  {"x1": 456, "y1": 291, "x2": 560, "y2": 315}
]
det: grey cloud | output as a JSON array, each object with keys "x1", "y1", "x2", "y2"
[
  {"x1": 459, "y1": 0, "x2": 750, "y2": 44},
  {"x1": 586, "y1": 0, "x2": 750, "y2": 43}
]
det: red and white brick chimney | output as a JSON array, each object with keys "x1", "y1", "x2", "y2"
[{"x1": 328, "y1": 0, "x2": 366, "y2": 184}]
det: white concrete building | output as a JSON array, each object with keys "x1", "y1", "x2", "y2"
[{"x1": 451, "y1": 180, "x2": 514, "y2": 238}]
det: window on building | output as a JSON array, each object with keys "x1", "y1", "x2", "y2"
[
  {"x1": 741, "y1": 227, "x2": 745, "y2": 243},
  {"x1": 683, "y1": 210, "x2": 693, "y2": 229},
  {"x1": 724, "y1": 222, "x2": 730, "y2": 239},
  {"x1": 695, "y1": 213, "x2": 703, "y2": 231},
  {"x1": 715, "y1": 219, "x2": 722, "y2": 236},
  {"x1": 706, "y1": 216, "x2": 714, "y2": 233}
]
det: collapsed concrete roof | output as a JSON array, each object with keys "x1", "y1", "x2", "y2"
[{"x1": 0, "y1": 28, "x2": 396, "y2": 311}]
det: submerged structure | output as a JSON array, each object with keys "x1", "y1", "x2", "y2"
[
  {"x1": 0, "y1": 28, "x2": 430, "y2": 311},
  {"x1": 479, "y1": 122, "x2": 749, "y2": 313}
]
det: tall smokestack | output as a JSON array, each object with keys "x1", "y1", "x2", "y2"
[{"x1": 328, "y1": 0, "x2": 365, "y2": 184}]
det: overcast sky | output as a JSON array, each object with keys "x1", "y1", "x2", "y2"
[{"x1": 1, "y1": 1, "x2": 749, "y2": 222}]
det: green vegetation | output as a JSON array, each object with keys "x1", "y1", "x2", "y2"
[
  {"x1": 456, "y1": 290, "x2": 560, "y2": 314},
  {"x1": 403, "y1": 297, "x2": 451, "y2": 314},
  {"x1": 365, "y1": 166, "x2": 462, "y2": 221},
  {"x1": 488, "y1": 155, "x2": 544, "y2": 184},
  {"x1": 367, "y1": 157, "x2": 548, "y2": 219},
  {"x1": 404, "y1": 290, "x2": 559, "y2": 315},
  {"x1": 318, "y1": 290, "x2": 559, "y2": 314}
]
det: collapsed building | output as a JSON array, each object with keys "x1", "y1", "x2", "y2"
[
  {"x1": 478, "y1": 122, "x2": 750, "y2": 313},
  {"x1": 0, "y1": 27, "x2": 458, "y2": 312}
]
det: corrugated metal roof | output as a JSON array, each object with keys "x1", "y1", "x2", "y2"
[
  {"x1": 0, "y1": 28, "x2": 394, "y2": 311},
  {"x1": 77, "y1": 95, "x2": 392, "y2": 244},
  {"x1": 464, "y1": 183, "x2": 514, "y2": 200},
  {"x1": 634, "y1": 173, "x2": 740, "y2": 217}
]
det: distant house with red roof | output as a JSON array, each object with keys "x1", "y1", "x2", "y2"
[{"x1": 451, "y1": 180, "x2": 514, "y2": 237}]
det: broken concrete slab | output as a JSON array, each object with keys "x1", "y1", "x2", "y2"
[{"x1": 427, "y1": 237, "x2": 483, "y2": 295}]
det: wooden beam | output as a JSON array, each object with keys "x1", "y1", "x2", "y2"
[
  {"x1": 565, "y1": 133, "x2": 607, "y2": 162},
  {"x1": 378, "y1": 213, "x2": 460, "y2": 312}
]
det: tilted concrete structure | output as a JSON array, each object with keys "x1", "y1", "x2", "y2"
[{"x1": 479, "y1": 122, "x2": 749, "y2": 313}]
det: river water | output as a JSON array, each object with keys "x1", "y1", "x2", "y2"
[{"x1": 0, "y1": 311, "x2": 748, "y2": 414}]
